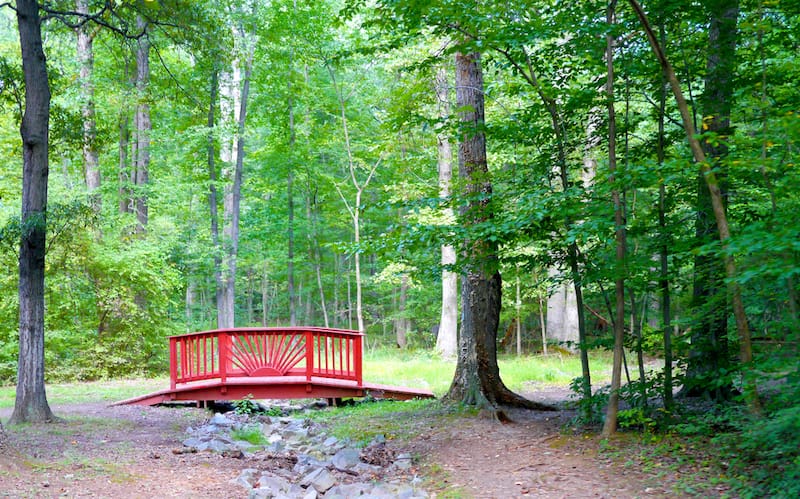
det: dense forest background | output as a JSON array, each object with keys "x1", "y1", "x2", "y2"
[{"x1": 1, "y1": 0, "x2": 798, "y2": 475}]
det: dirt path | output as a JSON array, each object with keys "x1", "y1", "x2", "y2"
[
  {"x1": 1, "y1": 399, "x2": 681, "y2": 498},
  {"x1": 416, "y1": 407, "x2": 673, "y2": 498}
]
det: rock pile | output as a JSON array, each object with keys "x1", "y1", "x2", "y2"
[{"x1": 180, "y1": 411, "x2": 428, "y2": 499}]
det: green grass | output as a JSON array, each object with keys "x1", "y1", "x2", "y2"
[
  {"x1": 362, "y1": 348, "x2": 615, "y2": 396},
  {"x1": 230, "y1": 425, "x2": 268, "y2": 445},
  {"x1": 0, "y1": 377, "x2": 169, "y2": 408}
]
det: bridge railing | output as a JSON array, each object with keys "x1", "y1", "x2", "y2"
[{"x1": 169, "y1": 327, "x2": 364, "y2": 390}]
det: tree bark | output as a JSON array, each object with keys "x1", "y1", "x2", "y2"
[
  {"x1": 287, "y1": 59, "x2": 297, "y2": 326},
  {"x1": 10, "y1": 0, "x2": 57, "y2": 424},
  {"x1": 206, "y1": 69, "x2": 224, "y2": 328},
  {"x1": 684, "y1": 0, "x2": 739, "y2": 399},
  {"x1": 76, "y1": 0, "x2": 99, "y2": 209},
  {"x1": 657, "y1": 22, "x2": 674, "y2": 411},
  {"x1": 118, "y1": 59, "x2": 131, "y2": 214},
  {"x1": 133, "y1": 15, "x2": 150, "y2": 234},
  {"x1": 445, "y1": 52, "x2": 552, "y2": 412},
  {"x1": 434, "y1": 65, "x2": 458, "y2": 358},
  {"x1": 602, "y1": 1, "x2": 626, "y2": 437}
]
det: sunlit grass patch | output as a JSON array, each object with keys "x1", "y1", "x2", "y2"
[{"x1": 0, "y1": 377, "x2": 170, "y2": 408}]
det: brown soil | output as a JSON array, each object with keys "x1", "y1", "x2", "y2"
[{"x1": 0, "y1": 391, "x2": 686, "y2": 499}]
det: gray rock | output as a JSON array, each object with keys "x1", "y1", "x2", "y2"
[
  {"x1": 300, "y1": 467, "x2": 336, "y2": 493},
  {"x1": 323, "y1": 483, "x2": 372, "y2": 498},
  {"x1": 331, "y1": 448, "x2": 361, "y2": 471},
  {"x1": 352, "y1": 462, "x2": 382, "y2": 475},
  {"x1": 256, "y1": 471, "x2": 293, "y2": 493},
  {"x1": 206, "y1": 439, "x2": 233, "y2": 453},
  {"x1": 230, "y1": 468, "x2": 259, "y2": 489},
  {"x1": 393, "y1": 452, "x2": 413, "y2": 470},
  {"x1": 181, "y1": 437, "x2": 204, "y2": 448},
  {"x1": 210, "y1": 413, "x2": 235, "y2": 426}
]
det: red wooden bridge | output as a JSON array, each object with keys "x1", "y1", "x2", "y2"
[{"x1": 116, "y1": 327, "x2": 434, "y2": 406}]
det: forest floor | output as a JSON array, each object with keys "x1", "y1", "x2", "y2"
[{"x1": 0, "y1": 386, "x2": 723, "y2": 498}]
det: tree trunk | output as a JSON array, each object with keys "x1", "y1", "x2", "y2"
[
  {"x1": 396, "y1": 274, "x2": 409, "y2": 348},
  {"x1": 10, "y1": 0, "x2": 57, "y2": 424},
  {"x1": 206, "y1": 69, "x2": 224, "y2": 328},
  {"x1": 603, "y1": 1, "x2": 626, "y2": 437},
  {"x1": 220, "y1": 48, "x2": 252, "y2": 329},
  {"x1": 118, "y1": 59, "x2": 131, "y2": 214},
  {"x1": 133, "y1": 15, "x2": 150, "y2": 234},
  {"x1": 76, "y1": 0, "x2": 99, "y2": 208},
  {"x1": 627, "y1": 0, "x2": 761, "y2": 414},
  {"x1": 307, "y1": 185, "x2": 330, "y2": 327},
  {"x1": 685, "y1": 0, "x2": 740, "y2": 399},
  {"x1": 445, "y1": 52, "x2": 551, "y2": 412},
  {"x1": 287, "y1": 67, "x2": 297, "y2": 326},
  {"x1": 434, "y1": 65, "x2": 458, "y2": 358},
  {"x1": 657, "y1": 22, "x2": 674, "y2": 411},
  {"x1": 326, "y1": 64, "x2": 379, "y2": 333}
]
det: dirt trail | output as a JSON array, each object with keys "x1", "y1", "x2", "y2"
[{"x1": 0, "y1": 398, "x2": 679, "y2": 498}]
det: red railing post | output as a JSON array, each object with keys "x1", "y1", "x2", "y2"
[
  {"x1": 219, "y1": 331, "x2": 228, "y2": 384},
  {"x1": 355, "y1": 333, "x2": 363, "y2": 386},
  {"x1": 169, "y1": 337, "x2": 178, "y2": 390},
  {"x1": 305, "y1": 329, "x2": 314, "y2": 382}
]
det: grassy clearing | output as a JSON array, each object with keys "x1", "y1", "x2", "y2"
[
  {"x1": 362, "y1": 348, "x2": 615, "y2": 396},
  {"x1": 0, "y1": 377, "x2": 169, "y2": 408}
]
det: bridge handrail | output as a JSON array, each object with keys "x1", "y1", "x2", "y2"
[{"x1": 169, "y1": 327, "x2": 364, "y2": 391}]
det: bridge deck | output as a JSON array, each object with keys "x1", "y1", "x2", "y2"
[{"x1": 115, "y1": 327, "x2": 434, "y2": 406}]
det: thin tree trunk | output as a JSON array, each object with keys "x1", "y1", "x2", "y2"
[
  {"x1": 133, "y1": 15, "x2": 150, "y2": 234},
  {"x1": 326, "y1": 64, "x2": 379, "y2": 333},
  {"x1": 516, "y1": 270, "x2": 522, "y2": 356},
  {"x1": 118, "y1": 60, "x2": 131, "y2": 214},
  {"x1": 261, "y1": 263, "x2": 269, "y2": 326},
  {"x1": 434, "y1": 64, "x2": 458, "y2": 358},
  {"x1": 628, "y1": 0, "x2": 761, "y2": 414},
  {"x1": 657, "y1": 22, "x2": 674, "y2": 410},
  {"x1": 207, "y1": 69, "x2": 224, "y2": 328},
  {"x1": 603, "y1": 1, "x2": 626, "y2": 437},
  {"x1": 287, "y1": 71, "x2": 297, "y2": 326},
  {"x1": 220, "y1": 50, "x2": 252, "y2": 329},
  {"x1": 396, "y1": 274, "x2": 409, "y2": 348},
  {"x1": 307, "y1": 186, "x2": 330, "y2": 327},
  {"x1": 11, "y1": 0, "x2": 57, "y2": 424},
  {"x1": 76, "y1": 0, "x2": 99, "y2": 208}
]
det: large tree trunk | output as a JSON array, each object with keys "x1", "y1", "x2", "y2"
[
  {"x1": 76, "y1": 0, "x2": 99, "y2": 208},
  {"x1": 686, "y1": 0, "x2": 738, "y2": 399},
  {"x1": 133, "y1": 15, "x2": 150, "y2": 233},
  {"x1": 10, "y1": 0, "x2": 57, "y2": 424},
  {"x1": 445, "y1": 52, "x2": 551, "y2": 412},
  {"x1": 434, "y1": 65, "x2": 458, "y2": 358}
]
